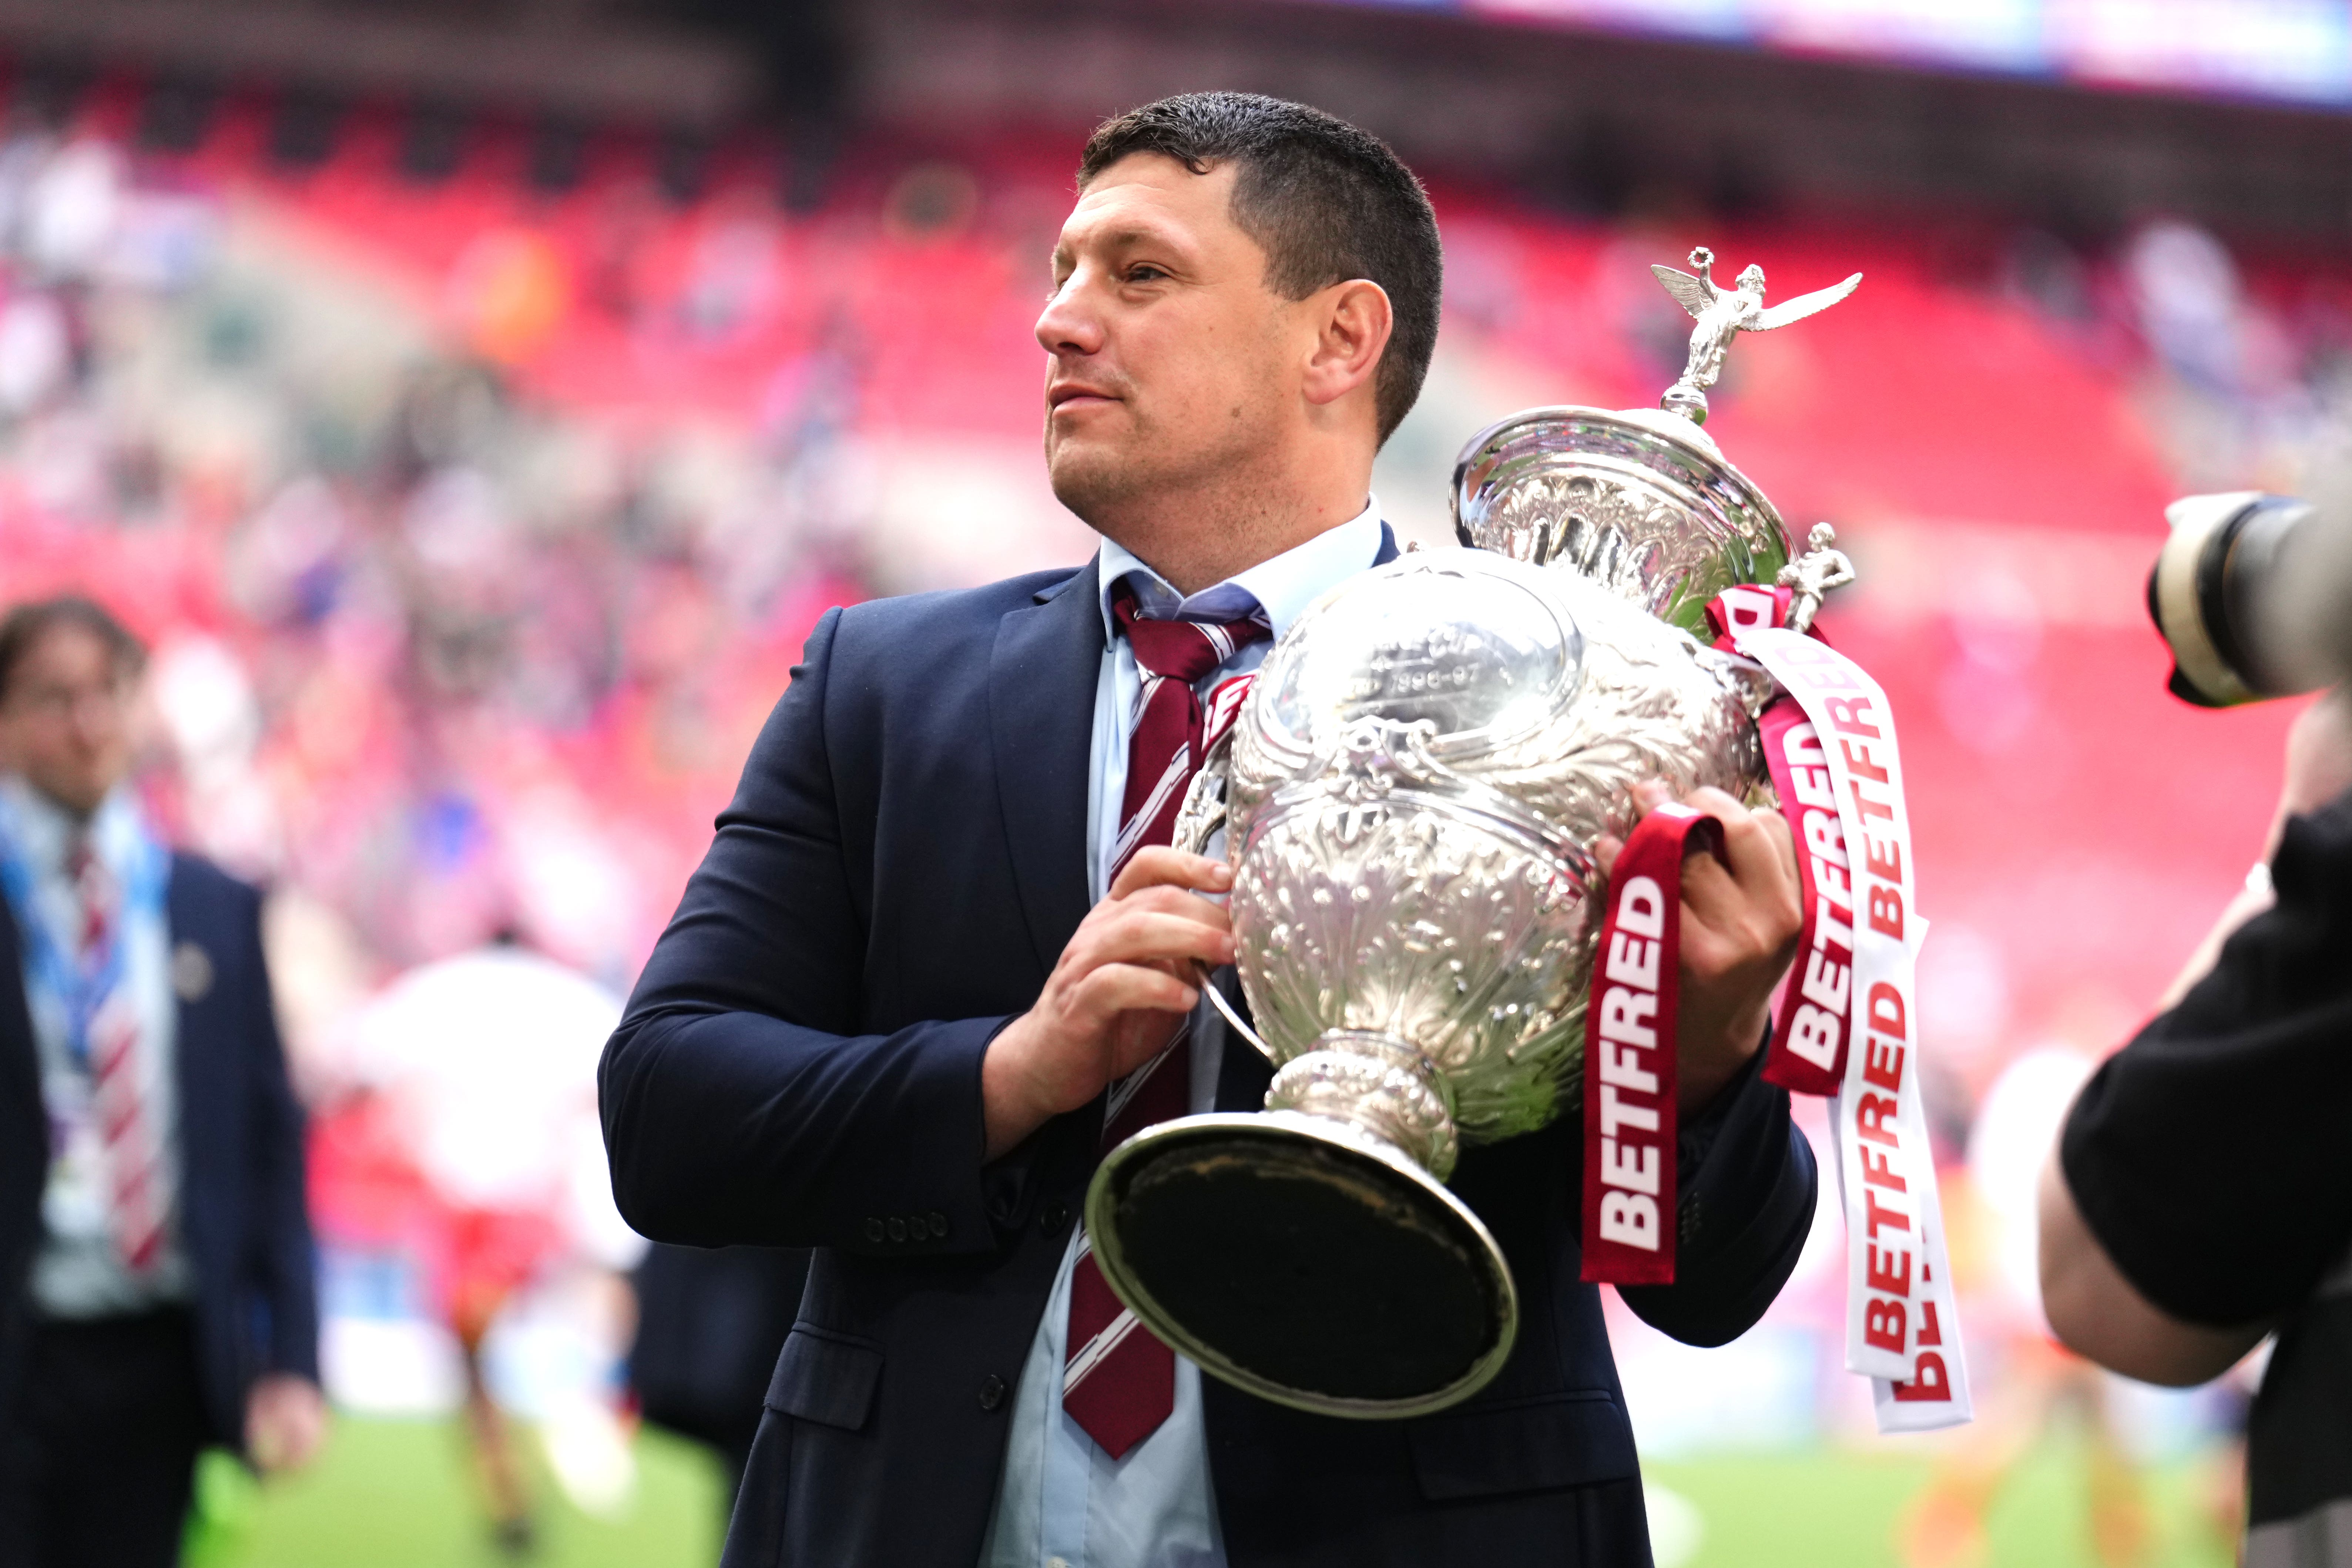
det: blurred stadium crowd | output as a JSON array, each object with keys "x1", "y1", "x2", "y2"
[{"x1": 0, "y1": 57, "x2": 2341, "y2": 1561}]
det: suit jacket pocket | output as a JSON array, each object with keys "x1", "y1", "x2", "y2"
[
  {"x1": 1407, "y1": 1390, "x2": 1637, "y2": 1501},
  {"x1": 764, "y1": 1324, "x2": 883, "y2": 1433}
]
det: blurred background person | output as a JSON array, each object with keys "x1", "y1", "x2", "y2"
[
  {"x1": 1900, "y1": 1045, "x2": 2151, "y2": 1568},
  {"x1": 341, "y1": 931, "x2": 644, "y2": 1558},
  {"x1": 626, "y1": 1243, "x2": 808, "y2": 1516},
  {"x1": 0, "y1": 595, "x2": 322, "y2": 1567}
]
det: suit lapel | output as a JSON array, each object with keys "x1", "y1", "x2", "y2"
[{"x1": 989, "y1": 556, "x2": 1105, "y2": 978}]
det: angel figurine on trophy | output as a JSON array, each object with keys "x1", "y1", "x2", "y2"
[{"x1": 1651, "y1": 246, "x2": 1862, "y2": 424}]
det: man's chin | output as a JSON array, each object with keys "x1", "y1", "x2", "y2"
[{"x1": 1046, "y1": 444, "x2": 1151, "y2": 528}]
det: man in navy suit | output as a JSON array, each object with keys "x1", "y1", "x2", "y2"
[
  {"x1": 0, "y1": 597, "x2": 321, "y2": 1567},
  {"x1": 602, "y1": 93, "x2": 1816, "y2": 1567}
]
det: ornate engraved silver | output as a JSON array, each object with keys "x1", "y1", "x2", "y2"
[
  {"x1": 1086, "y1": 553, "x2": 1769, "y2": 1420},
  {"x1": 1453, "y1": 249, "x2": 1862, "y2": 637},
  {"x1": 1226, "y1": 554, "x2": 1764, "y2": 1132},
  {"x1": 1088, "y1": 245, "x2": 1865, "y2": 1424},
  {"x1": 1451, "y1": 405, "x2": 1792, "y2": 638}
]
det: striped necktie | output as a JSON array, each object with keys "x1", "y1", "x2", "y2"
[
  {"x1": 1062, "y1": 581, "x2": 1268, "y2": 1459},
  {"x1": 67, "y1": 835, "x2": 164, "y2": 1275}
]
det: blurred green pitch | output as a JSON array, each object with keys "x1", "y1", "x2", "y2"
[{"x1": 184, "y1": 1419, "x2": 2235, "y2": 1567}]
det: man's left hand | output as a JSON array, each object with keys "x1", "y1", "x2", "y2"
[
  {"x1": 245, "y1": 1373, "x2": 329, "y2": 1474},
  {"x1": 1594, "y1": 780, "x2": 1802, "y2": 1114}
]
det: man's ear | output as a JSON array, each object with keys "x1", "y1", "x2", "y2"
[{"x1": 1301, "y1": 279, "x2": 1393, "y2": 413}]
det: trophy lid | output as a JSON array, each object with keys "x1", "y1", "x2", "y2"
[{"x1": 1451, "y1": 246, "x2": 1862, "y2": 637}]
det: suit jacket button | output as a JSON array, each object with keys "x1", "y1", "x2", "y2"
[
  {"x1": 1041, "y1": 1202, "x2": 1070, "y2": 1235},
  {"x1": 887, "y1": 1216, "x2": 907, "y2": 1243},
  {"x1": 908, "y1": 1213, "x2": 931, "y2": 1240},
  {"x1": 928, "y1": 1211, "x2": 949, "y2": 1238},
  {"x1": 863, "y1": 1217, "x2": 884, "y2": 1243},
  {"x1": 978, "y1": 1374, "x2": 1007, "y2": 1411}
]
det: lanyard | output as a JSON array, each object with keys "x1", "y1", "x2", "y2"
[{"x1": 0, "y1": 793, "x2": 167, "y2": 1073}]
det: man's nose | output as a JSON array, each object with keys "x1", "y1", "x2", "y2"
[
  {"x1": 1035, "y1": 274, "x2": 1105, "y2": 358},
  {"x1": 71, "y1": 693, "x2": 121, "y2": 742}
]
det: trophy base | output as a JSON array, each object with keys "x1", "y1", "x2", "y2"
[{"x1": 1084, "y1": 1111, "x2": 1519, "y2": 1420}]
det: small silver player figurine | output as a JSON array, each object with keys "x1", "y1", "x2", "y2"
[{"x1": 1778, "y1": 522, "x2": 1857, "y2": 635}]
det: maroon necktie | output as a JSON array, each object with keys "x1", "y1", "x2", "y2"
[
  {"x1": 67, "y1": 836, "x2": 164, "y2": 1273},
  {"x1": 1062, "y1": 581, "x2": 1268, "y2": 1459},
  {"x1": 1104, "y1": 583, "x2": 1270, "y2": 887}
]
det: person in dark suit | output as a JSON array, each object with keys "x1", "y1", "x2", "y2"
[
  {"x1": 0, "y1": 597, "x2": 322, "y2": 1568},
  {"x1": 629, "y1": 1243, "x2": 812, "y2": 1509},
  {"x1": 601, "y1": 93, "x2": 1816, "y2": 1568}
]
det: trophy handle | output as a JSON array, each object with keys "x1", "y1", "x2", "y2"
[
  {"x1": 1170, "y1": 729, "x2": 1281, "y2": 1062},
  {"x1": 1171, "y1": 728, "x2": 1235, "y2": 858},
  {"x1": 1200, "y1": 974, "x2": 1276, "y2": 1063}
]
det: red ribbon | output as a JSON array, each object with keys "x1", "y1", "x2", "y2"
[
  {"x1": 1756, "y1": 700, "x2": 1852, "y2": 1097},
  {"x1": 1579, "y1": 802, "x2": 1725, "y2": 1286}
]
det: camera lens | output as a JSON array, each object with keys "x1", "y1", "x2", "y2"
[{"x1": 2149, "y1": 492, "x2": 2334, "y2": 707}]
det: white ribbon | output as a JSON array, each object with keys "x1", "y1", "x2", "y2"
[{"x1": 1734, "y1": 627, "x2": 1972, "y2": 1434}]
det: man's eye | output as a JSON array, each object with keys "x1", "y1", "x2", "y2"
[{"x1": 1127, "y1": 265, "x2": 1168, "y2": 283}]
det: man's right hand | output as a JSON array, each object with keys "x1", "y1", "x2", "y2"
[{"x1": 981, "y1": 847, "x2": 1237, "y2": 1159}]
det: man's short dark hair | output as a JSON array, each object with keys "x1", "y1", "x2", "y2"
[
  {"x1": 1078, "y1": 92, "x2": 1442, "y2": 445},
  {"x1": 0, "y1": 595, "x2": 146, "y2": 704}
]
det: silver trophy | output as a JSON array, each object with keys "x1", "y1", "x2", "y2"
[{"x1": 1083, "y1": 250, "x2": 1862, "y2": 1418}]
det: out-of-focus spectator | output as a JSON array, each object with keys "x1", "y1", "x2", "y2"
[
  {"x1": 0, "y1": 594, "x2": 322, "y2": 1567},
  {"x1": 628, "y1": 1242, "x2": 809, "y2": 1515},
  {"x1": 1899, "y1": 1049, "x2": 2150, "y2": 1568},
  {"x1": 341, "y1": 934, "x2": 642, "y2": 1556}
]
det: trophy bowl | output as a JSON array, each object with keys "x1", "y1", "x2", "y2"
[
  {"x1": 1452, "y1": 405, "x2": 1791, "y2": 638},
  {"x1": 1084, "y1": 550, "x2": 1771, "y2": 1418}
]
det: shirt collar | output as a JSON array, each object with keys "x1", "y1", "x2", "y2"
[
  {"x1": 0, "y1": 775, "x2": 137, "y2": 876},
  {"x1": 1096, "y1": 497, "x2": 1385, "y2": 643}
]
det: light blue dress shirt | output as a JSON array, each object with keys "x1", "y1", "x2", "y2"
[
  {"x1": 977, "y1": 502, "x2": 1387, "y2": 1568},
  {"x1": 0, "y1": 778, "x2": 191, "y2": 1318}
]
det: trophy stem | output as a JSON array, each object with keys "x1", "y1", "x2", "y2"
[{"x1": 1264, "y1": 1031, "x2": 1460, "y2": 1182}]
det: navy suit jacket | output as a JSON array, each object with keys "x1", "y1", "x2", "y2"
[
  {"x1": 601, "y1": 549, "x2": 1817, "y2": 1568},
  {"x1": 0, "y1": 852, "x2": 318, "y2": 1450}
]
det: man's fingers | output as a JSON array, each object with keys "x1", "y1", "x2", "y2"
[
  {"x1": 1111, "y1": 846, "x2": 1235, "y2": 901},
  {"x1": 1684, "y1": 785, "x2": 1798, "y2": 897},
  {"x1": 1604, "y1": 783, "x2": 1801, "y2": 968},
  {"x1": 1066, "y1": 963, "x2": 1199, "y2": 1028},
  {"x1": 1592, "y1": 834, "x2": 1622, "y2": 881},
  {"x1": 1073, "y1": 909, "x2": 1235, "y2": 973},
  {"x1": 1112, "y1": 884, "x2": 1235, "y2": 927}
]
